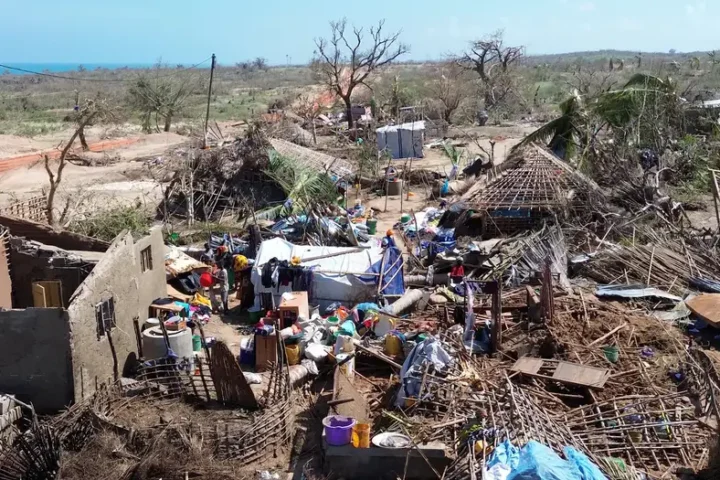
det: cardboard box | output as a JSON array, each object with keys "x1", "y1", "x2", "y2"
[
  {"x1": 278, "y1": 291, "x2": 309, "y2": 329},
  {"x1": 255, "y1": 333, "x2": 278, "y2": 372}
]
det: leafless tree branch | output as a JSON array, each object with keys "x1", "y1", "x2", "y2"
[{"x1": 312, "y1": 17, "x2": 409, "y2": 128}]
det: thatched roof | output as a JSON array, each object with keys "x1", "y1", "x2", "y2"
[
  {"x1": 269, "y1": 138, "x2": 354, "y2": 178},
  {"x1": 466, "y1": 144, "x2": 600, "y2": 212}
]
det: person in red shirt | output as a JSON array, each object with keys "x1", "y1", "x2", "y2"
[{"x1": 450, "y1": 259, "x2": 465, "y2": 282}]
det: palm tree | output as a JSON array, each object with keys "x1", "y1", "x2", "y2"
[
  {"x1": 517, "y1": 90, "x2": 589, "y2": 160},
  {"x1": 519, "y1": 74, "x2": 683, "y2": 161},
  {"x1": 594, "y1": 74, "x2": 682, "y2": 147}
]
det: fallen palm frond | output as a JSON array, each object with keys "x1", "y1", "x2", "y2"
[
  {"x1": 259, "y1": 149, "x2": 338, "y2": 219},
  {"x1": 442, "y1": 142, "x2": 465, "y2": 166}
]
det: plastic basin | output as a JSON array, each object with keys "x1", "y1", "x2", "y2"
[{"x1": 322, "y1": 415, "x2": 356, "y2": 446}]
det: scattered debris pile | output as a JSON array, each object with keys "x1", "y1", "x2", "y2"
[{"x1": 163, "y1": 124, "x2": 284, "y2": 220}]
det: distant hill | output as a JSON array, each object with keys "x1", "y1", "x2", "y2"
[
  {"x1": 397, "y1": 49, "x2": 715, "y2": 67},
  {"x1": 526, "y1": 49, "x2": 713, "y2": 63}
]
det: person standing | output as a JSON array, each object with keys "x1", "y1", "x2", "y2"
[
  {"x1": 450, "y1": 259, "x2": 465, "y2": 284},
  {"x1": 212, "y1": 261, "x2": 230, "y2": 314}
]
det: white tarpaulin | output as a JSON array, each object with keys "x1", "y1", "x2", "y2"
[{"x1": 251, "y1": 238, "x2": 384, "y2": 309}]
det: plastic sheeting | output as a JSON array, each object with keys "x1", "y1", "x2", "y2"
[
  {"x1": 365, "y1": 246, "x2": 405, "y2": 297},
  {"x1": 595, "y1": 284, "x2": 681, "y2": 303},
  {"x1": 376, "y1": 121, "x2": 425, "y2": 159},
  {"x1": 395, "y1": 337, "x2": 452, "y2": 407},
  {"x1": 562, "y1": 447, "x2": 607, "y2": 480},
  {"x1": 251, "y1": 238, "x2": 382, "y2": 310},
  {"x1": 484, "y1": 440, "x2": 607, "y2": 480},
  {"x1": 689, "y1": 277, "x2": 720, "y2": 293}
]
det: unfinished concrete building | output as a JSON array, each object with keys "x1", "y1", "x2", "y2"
[{"x1": 0, "y1": 217, "x2": 166, "y2": 412}]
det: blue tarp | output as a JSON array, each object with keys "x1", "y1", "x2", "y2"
[
  {"x1": 486, "y1": 441, "x2": 607, "y2": 480},
  {"x1": 563, "y1": 447, "x2": 606, "y2": 480},
  {"x1": 364, "y1": 246, "x2": 405, "y2": 296},
  {"x1": 429, "y1": 227, "x2": 456, "y2": 256},
  {"x1": 490, "y1": 209, "x2": 532, "y2": 218},
  {"x1": 508, "y1": 441, "x2": 579, "y2": 480}
]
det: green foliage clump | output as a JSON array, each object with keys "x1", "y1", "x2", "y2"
[{"x1": 68, "y1": 204, "x2": 152, "y2": 242}]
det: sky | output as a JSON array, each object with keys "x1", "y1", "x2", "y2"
[{"x1": 1, "y1": 0, "x2": 718, "y2": 65}]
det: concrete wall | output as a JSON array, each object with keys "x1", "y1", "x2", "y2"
[
  {"x1": 68, "y1": 228, "x2": 165, "y2": 402},
  {"x1": 133, "y1": 229, "x2": 167, "y2": 320},
  {"x1": 8, "y1": 238, "x2": 94, "y2": 309},
  {"x1": 0, "y1": 214, "x2": 110, "y2": 251},
  {"x1": 0, "y1": 308, "x2": 73, "y2": 412}
]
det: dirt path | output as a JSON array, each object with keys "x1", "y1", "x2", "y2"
[{"x1": 0, "y1": 138, "x2": 140, "y2": 174}]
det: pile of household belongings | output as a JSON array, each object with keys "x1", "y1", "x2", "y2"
[{"x1": 250, "y1": 237, "x2": 404, "y2": 311}]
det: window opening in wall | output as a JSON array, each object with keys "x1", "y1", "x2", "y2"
[
  {"x1": 96, "y1": 297, "x2": 116, "y2": 337},
  {"x1": 140, "y1": 246, "x2": 153, "y2": 272}
]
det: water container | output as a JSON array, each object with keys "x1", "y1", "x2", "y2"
[
  {"x1": 323, "y1": 416, "x2": 356, "y2": 446},
  {"x1": 336, "y1": 353, "x2": 355, "y2": 379}
]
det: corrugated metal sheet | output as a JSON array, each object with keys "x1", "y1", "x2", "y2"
[{"x1": 595, "y1": 284, "x2": 682, "y2": 302}]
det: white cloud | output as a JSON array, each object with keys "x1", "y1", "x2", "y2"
[
  {"x1": 616, "y1": 17, "x2": 643, "y2": 32},
  {"x1": 686, "y1": 2, "x2": 707, "y2": 16},
  {"x1": 579, "y1": 2, "x2": 596, "y2": 12}
]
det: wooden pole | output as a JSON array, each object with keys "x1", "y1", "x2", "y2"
[
  {"x1": 377, "y1": 247, "x2": 388, "y2": 297},
  {"x1": 711, "y1": 169, "x2": 720, "y2": 234},
  {"x1": 132, "y1": 316, "x2": 144, "y2": 358},
  {"x1": 383, "y1": 152, "x2": 392, "y2": 213},
  {"x1": 106, "y1": 329, "x2": 119, "y2": 381},
  {"x1": 202, "y1": 53, "x2": 217, "y2": 149}
]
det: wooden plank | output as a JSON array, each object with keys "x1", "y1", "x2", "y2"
[
  {"x1": 511, "y1": 357, "x2": 609, "y2": 389},
  {"x1": 31, "y1": 283, "x2": 47, "y2": 308},
  {"x1": 553, "y1": 361, "x2": 609, "y2": 388},
  {"x1": 687, "y1": 294, "x2": 720, "y2": 327},
  {"x1": 511, "y1": 357, "x2": 543, "y2": 375},
  {"x1": 36, "y1": 280, "x2": 63, "y2": 307},
  {"x1": 332, "y1": 366, "x2": 370, "y2": 422}
]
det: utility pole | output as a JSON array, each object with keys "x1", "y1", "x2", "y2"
[{"x1": 203, "y1": 53, "x2": 216, "y2": 149}]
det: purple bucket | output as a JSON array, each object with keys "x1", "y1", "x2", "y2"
[{"x1": 322, "y1": 415, "x2": 356, "y2": 446}]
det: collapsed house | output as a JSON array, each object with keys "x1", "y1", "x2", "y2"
[
  {"x1": 458, "y1": 144, "x2": 602, "y2": 237},
  {"x1": 0, "y1": 215, "x2": 165, "y2": 412},
  {"x1": 162, "y1": 126, "x2": 354, "y2": 221}
]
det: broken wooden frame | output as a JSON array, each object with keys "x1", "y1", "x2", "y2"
[{"x1": 561, "y1": 393, "x2": 711, "y2": 474}]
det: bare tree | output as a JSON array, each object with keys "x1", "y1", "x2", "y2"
[
  {"x1": 253, "y1": 57, "x2": 268, "y2": 71},
  {"x1": 459, "y1": 30, "x2": 524, "y2": 110},
  {"x1": 313, "y1": 18, "x2": 409, "y2": 128},
  {"x1": 428, "y1": 63, "x2": 469, "y2": 124},
  {"x1": 127, "y1": 69, "x2": 198, "y2": 133},
  {"x1": 71, "y1": 90, "x2": 91, "y2": 150},
  {"x1": 45, "y1": 99, "x2": 110, "y2": 226}
]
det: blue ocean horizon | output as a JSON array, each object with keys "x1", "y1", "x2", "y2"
[{"x1": 1, "y1": 63, "x2": 158, "y2": 74}]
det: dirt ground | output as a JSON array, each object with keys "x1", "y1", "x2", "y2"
[{"x1": 0, "y1": 131, "x2": 188, "y2": 207}]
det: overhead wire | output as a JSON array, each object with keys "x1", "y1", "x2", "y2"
[{"x1": 0, "y1": 57, "x2": 213, "y2": 83}]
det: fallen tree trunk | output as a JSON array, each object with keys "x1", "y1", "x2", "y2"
[
  {"x1": 404, "y1": 273, "x2": 449, "y2": 287},
  {"x1": 388, "y1": 288, "x2": 425, "y2": 316}
]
